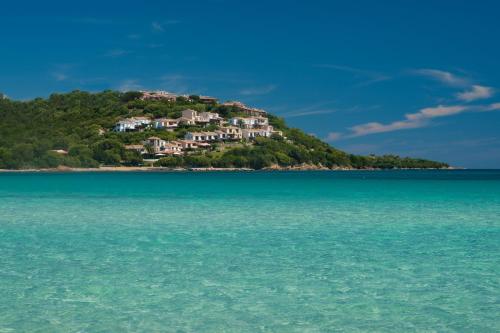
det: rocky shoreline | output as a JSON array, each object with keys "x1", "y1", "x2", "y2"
[{"x1": 0, "y1": 164, "x2": 456, "y2": 173}]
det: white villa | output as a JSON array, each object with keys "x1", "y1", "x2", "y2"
[
  {"x1": 114, "y1": 117, "x2": 151, "y2": 132},
  {"x1": 143, "y1": 136, "x2": 165, "y2": 153},
  {"x1": 228, "y1": 116, "x2": 268, "y2": 128},
  {"x1": 177, "y1": 140, "x2": 198, "y2": 150},
  {"x1": 241, "y1": 125, "x2": 281, "y2": 139},
  {"x1": 159, "y1": 142, "x2": 183, "y2": 156},
  {"x1": 199, "y1": 111, "x2": 222, "y2": 123},
  {"x1": 180, "y1": 109, "x2": 222, "y2": 125},
  {"x1": 242, "y1": 129, "x2": 270, "y2": 139},
  {"x1": 184, "y1": 126, "x2": 248, "y2": 142},
  {"x1": 184, "y1": 131, "x2": 219, "y2": 142},
  {"x1": 126, "y1": 140, "x2": 204, "y2": 156},
  {"x1": 153, "y1": 118, "x2": 179, "y2": 130},
  {"x1": 220, "y1": 126, "x2": 242, "y2": 140},
  {"x1": 143, "y1": 137, "x2": 182, "y2": 156}
]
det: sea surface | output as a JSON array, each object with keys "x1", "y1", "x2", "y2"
[{"x1": 0, "y1": 170, "x2": 499, "y2": 332}]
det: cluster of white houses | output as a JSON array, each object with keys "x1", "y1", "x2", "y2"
[
  {"x1": 116, "y1": 96, "x2": 283, "y2": 158},
  {"x1": 114, "y1": 109, "x2": 222, "y2": 132},
  {"x1": 139, "y1": 90, "x2": 218, "y2": 104},
  {"x1": 125, "y1": 137, "x2": 204, "y2": 157}
]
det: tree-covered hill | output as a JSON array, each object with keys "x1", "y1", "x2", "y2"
[{"x1": 0, "y1": 90, "x2": 448, "y2": 170}]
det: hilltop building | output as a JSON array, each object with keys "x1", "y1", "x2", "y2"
[
  {"x1": 222, "y1": 101, "x2": 267, "y2": 117},
  {"x1": 114, "y1": 117, "x2": 151, "y2": 132}
]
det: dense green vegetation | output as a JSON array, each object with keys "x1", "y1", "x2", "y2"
[{"x1": 0, "y1": 90, "x2": 448, "y2": 170}]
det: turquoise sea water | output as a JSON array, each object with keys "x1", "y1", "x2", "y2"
[{"x1": 0, "y1": 170, "x2": 499, "y2": 332}]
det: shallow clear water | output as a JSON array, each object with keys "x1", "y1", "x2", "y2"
[{"x1": 0, "y1": 170, "x2": 499, "y2": 332}]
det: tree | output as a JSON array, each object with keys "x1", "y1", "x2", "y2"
[
  {"x1": 189, "y1": 95, "x2": 200, "y2": 102},
  {"x1": 12, "y1": 144, "x2": 35, "y2": 164},
  {"x1": 154, "y1": 156, "x2": 184, "y2": 167},
  {"x1": 184, "y1": 155, "x2": 211, "y2": 167},
  {"x1": 92, "y1": 139, "x2": 124, "y2": 165},
  {"x1": 120, "y1": 91, "x2": 143, "y2": 102},
  {"x1": 143, "y1": 143, "x2": 155, "y2": 157},
  {"x1": 123, "y1": 150, "x2": 143, "y2": 166},
  {"x1": 0, "y1": 148, "x2": 13, "y2": 169}
]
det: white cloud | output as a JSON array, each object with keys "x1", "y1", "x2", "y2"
[
  {"x1": 413, "y1": 69, "x2": 469, "y2": 87},
  {"x1": 485, "y1": 102, "x2": 500, "y2": 111},
  {"x1": 350, "y1": 119, "x2": 425, "y2": 137},
  {"x1": 456, "y1": 85, "x2": 493, "y2": 102},
  {"x1": 349, "y1": 105, "x2": 469, "y2": 137},
  {"x1": 348, "y1": 102, "x2": 500, "y2": 137},
  {"x1": 239, "y1": 85, "x2": 277, "y2": 96},
  {"x1": 407, "y1": 105, "x2": 468, "y2": 120}
]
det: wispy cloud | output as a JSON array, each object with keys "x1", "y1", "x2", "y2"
[
  {"x1": 457, "y1": 85, "x2": 494, "y2": 102},
  {"x1": 49, "y1": 63, "x2": 76, "y2": 82},
  {"x1": 349, "y1": 118, "x2": 427, "y2": 137},
  {"x1": 412, "y1": 69, "x2": 469, "y2": 87},
  {"x1": 342, "y1": 101, "x2": 500, "y2": 138},
  {"x1": 281, "y1": 103, "x2": 379, "y2": 118},
  {"x1": 151, "y1": 20, "x2": 179, "y2": 32},
  {"x1": 485, "y1": 102, "x2": 500, "y2": 111},
  {"x1": 151, "y1": 21, "x2": 164, "y2": 32},
  {"x1": 279, "y1": 101, "x2": 336, "y2": 118},
  {"x1": 286, "y1": 109, "x2": 338, "y2": 117},
  {"x1": 315, "y1": 64, "x2": 391, "y2": 86},
  {"x1": 349, "y1": 105, "x2": 469, "y2": 137},
  {"x1": 52, "y1": 72, "x2": 68, "y2": 81},
  {"x1": 407, "y1": 105, "x2": 469, "y2": 120},
  {"x1": 104, "y1": 49, "x2": 131, "y2": 57},
  {"x1": 239, "y1": 84, "x2": 277, "y2": 96}
]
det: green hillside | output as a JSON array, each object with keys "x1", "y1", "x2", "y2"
[{"x1": 0, "y1": 90, "x2": 448, "y2": 170}]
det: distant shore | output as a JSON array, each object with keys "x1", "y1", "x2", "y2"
[{"x1": 0, "y1": 165, "x2": 457, "y2": 173}]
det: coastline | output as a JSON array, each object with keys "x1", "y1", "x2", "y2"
[{"x1": 0, "y1": 164, "x2": 458, "y2": 173}]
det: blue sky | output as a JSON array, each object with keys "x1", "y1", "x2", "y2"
[{"x1": 1, "y1": 0, "x2": 500, "y2": 168}]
